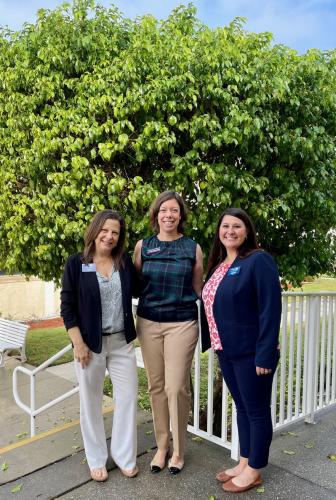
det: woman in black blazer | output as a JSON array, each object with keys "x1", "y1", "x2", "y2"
[
  {"x1": 61, "y1": 210, "x2": 139, "y2": 482},
  {"x1": 201, "y1": 208, "x2": 281, "y2": 493}
]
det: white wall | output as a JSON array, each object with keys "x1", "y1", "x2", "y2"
[{"x1": 0, "y1": 275, "x2": 60, "y2": 321}]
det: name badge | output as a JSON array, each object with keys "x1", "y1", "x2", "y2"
[
  {"x1": 228, "y1": 266, "x2": 241, "y2": 276},
  {"x1": 82, "y1": 263, "x2": 97, "y2": 272},
  {"x1": 147, "y1": 247, "x2": 161, "y2": 255}
]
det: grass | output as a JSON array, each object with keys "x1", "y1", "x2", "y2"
[
  {"x1": 25, "y1": 327, "x2": 73, "y2": 366},
  {"x1": 293, "y1": 277, "x2": 336, "y2": 293}
]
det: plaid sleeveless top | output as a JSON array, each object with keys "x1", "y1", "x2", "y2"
[{"x1": 137, "y1": 235, "x2": 198, "y2": 322}]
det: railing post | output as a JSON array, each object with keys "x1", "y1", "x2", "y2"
[
  {"x1": 31, "y1": 375, "x2": 36, "y2": 437},
  {"x1": 13, "y1": 344, "x2": 74, "y2": 437},
  {"x1": 206, "y1": 349, "x2": 214, "y2": 435},
  {"x1": 305, "y1": 296, "x2": 319, "y2": 424},
  {"x1": 230, "y1": 402, "x2": 239, "y2": 460}
]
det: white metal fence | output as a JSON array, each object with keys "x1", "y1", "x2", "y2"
[
  {"x1": 13, "y1": 293, "x2": 336, "y2": 458},
  {"x1": 188, "y1": 292, "x2": 336, "y2": 459}
]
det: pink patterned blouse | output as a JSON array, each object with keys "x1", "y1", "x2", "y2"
[{"x1": 202, "y1": 262, "x2": 231, "y2": 350}]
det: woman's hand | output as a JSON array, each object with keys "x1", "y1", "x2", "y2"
[
  {"x1": 73, "y1": 341, "x2": 92, "y2": 368},
  {"x1": 67, "y1": 327, "x2": 92, "y2": 369},
  {"x1": 256, "y1": 366, "x2": 272, "y2": 376}
]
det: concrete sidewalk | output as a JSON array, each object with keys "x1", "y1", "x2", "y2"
[{"x1": 1, "y1": 358, "x2": 336, "y2": 499}]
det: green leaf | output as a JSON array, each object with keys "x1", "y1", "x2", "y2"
[
  {"x1": 11, "y1": 484, "x2": 22, "y2": 493},
  {"x1": 192, "y1": 436, "x2": 203, "y2": 443},
  {"x1": 257, "y1": 486, "x2": 265, "y2": 493},
  {"x1": 283, "y1": 450, "x2": 296, "y2": 455},
  {"x1": 168, "y1": 115, "x2": 177, "y2": 126},
  {"x1": 1, "y1": 461, "x2": 9, "y2": 471},
  {"x1": 304, "y1": 442, "x2": 315, "y2": 449},
  {"x1": 16, "y1": 432, "x2": 27, "y2": 439},
  {"x1": 328, "y1": 454, "x2": 336, "y2": 461}
]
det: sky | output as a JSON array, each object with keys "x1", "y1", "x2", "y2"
[{"x1": 0, "y1": 0, "x2": 335, "y2": 53}]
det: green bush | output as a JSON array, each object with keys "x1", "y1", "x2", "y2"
[{"x1": 0, "y1": 1, "x2": 335, "y2": 286}]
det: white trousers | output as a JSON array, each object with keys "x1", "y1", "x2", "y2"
[{"x1": 75, "y1": 333, "x2": 138, "y2": 470}]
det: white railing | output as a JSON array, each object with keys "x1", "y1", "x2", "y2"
[
  {"x1": 13, "y1": 344, "x2": 77, "y2": 437},
  {"x1": 13, "y1": 293, "x2": 336, "y2": 456},
  {"x1": 188, "y1": 292, "x2": 336, "y2": 460},
  {"x1": 13, "y1": 337, "x2": 144, "y2": 437}
]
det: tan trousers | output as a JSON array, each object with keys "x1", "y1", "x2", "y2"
[{"x1": 137, "y1": 316, "x2": 198, "y2": 457}]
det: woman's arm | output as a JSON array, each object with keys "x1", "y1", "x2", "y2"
[
  {"x1": 124, "y1": 253, "x2": 140, "y2": 298},
  {"x1": 253, "y1": 252, "x2": 282, "y2": 372},
  {"x1": 60, "y1": 256, "x2": 80, "y2": 331},
  {"x1": 60, "y1": 256, "x2": 91, "y2": 368},
  {"x1": 133, "y1": 240, "x2": 143, "y2": 273},
  {"x1": 192, "y1": 244, "x2": 203, "y2": 299}
]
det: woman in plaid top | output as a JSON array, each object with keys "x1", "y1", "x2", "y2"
[{"x1": 134, "y1": 191, "x2": 203, "y2": 475}]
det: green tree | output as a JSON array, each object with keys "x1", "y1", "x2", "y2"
[{"x1": 0, "y1": 1, "x2": 335, "y2": 284}]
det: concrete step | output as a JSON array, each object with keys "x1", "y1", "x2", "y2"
[
  {"x1": 0, "y1": 406, "x2": 114, "y2": 484},
  {"x1": 2, "y1": 422, "x2": 336, "y2": 500},
  {"x1": 0, "y1": 414, "x2": 156, "y2": 500}
]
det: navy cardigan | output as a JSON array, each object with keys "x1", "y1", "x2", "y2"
[
  {"x1": 61, "y1": 252, "x2": 138, "y2": 353},
  {"x1": 201, "y1": 250, "x2": 282, "y2": 369}
]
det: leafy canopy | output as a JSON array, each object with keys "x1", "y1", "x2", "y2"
[{"x1": 0, "y1": 0, "x2": 335, "y2": 285}]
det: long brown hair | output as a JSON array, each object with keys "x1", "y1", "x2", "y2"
[
  {"x1": 206, "y1": 208, "x2": 259, "y2": 277},
  {"x1": 83, "y1": 210, "x2": 125, "y2": 270},
  {"x1": 149, "y1": 191, "x2": 188, "y2": 234}
]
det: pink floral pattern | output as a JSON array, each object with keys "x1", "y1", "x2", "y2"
[{"x1": 202, "y1": 262, "x2": 231, "y2": 351}]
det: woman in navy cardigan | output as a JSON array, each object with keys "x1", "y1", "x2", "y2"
[
  {"x1": 61, "y1": 210, "x2": 139, "y2": 482},
  {"x1": 201, "y1": 208, "x2": 281, "y2": 493}
]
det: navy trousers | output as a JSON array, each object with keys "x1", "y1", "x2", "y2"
[{"x1": 217, "y1": 351, "x2": 277, "y2": 469}]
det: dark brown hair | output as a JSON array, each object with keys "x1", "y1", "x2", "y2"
[
  {"x1": 206, "y1": 207, "x2": 259, "y2": 277},
  {"x1": 149, "y1": 191, "x2": 188, "y2": 234},
  {"x1": 83, "y1": 210, "x2": 125, "y2": 270}
]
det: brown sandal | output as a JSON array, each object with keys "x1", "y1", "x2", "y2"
[
  {"x1": 216, "y1": 470, "x2": 235, "y2": 483},
  {"x1": 222, "y1": 476, "x2": 263, "y2": 492}
]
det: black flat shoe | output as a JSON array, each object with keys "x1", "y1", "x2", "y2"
[
  {"x1": 168, "y1": 459, "x2": 184, "y2": 475},
  {"x1": 150, "y1": 464, "x2": 163, "y2": 473},
  {"x1": 150, "y1": 450, "x2": 169, "y2": 473}
]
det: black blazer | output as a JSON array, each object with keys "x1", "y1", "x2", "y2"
[
  {"x1": 61, "y1": 252, "x2": 138, "y2": 353},
  {"x1": 201, "y1": 251, "x2": 281, "y2": 369}
]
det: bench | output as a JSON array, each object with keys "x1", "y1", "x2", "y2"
[{"x1": 0, "y1": 318, "x2": 28, "y2": 367}]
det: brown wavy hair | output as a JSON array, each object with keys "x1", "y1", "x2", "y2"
[
  {"x1": 83, "y1": 210, "x2": 125, "y2": 270},
  {"x1": 206, "y1": 207, "x2": 259, "y2": 277},
  {"x1": 149, "y1": 191, "x2": 188, "y2": 234}
]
